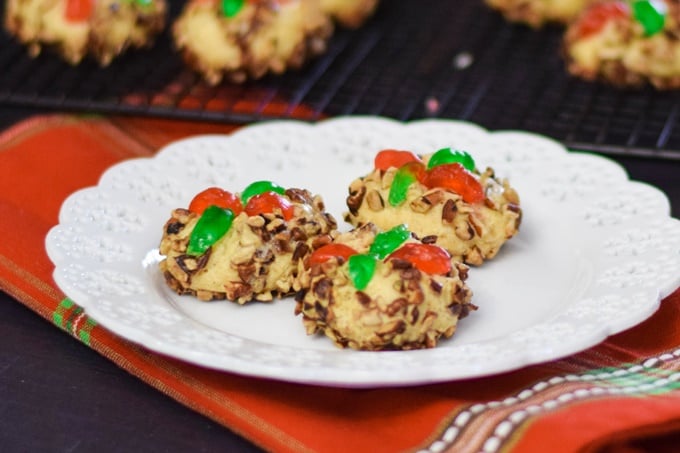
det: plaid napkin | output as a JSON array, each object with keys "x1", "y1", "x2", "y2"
[{"x1": 2, "y1": 114, "x2": 680, "y2": 453}]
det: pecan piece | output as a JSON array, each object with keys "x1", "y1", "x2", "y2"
[
  {"x1": 247, "y1": 215, "x2": 265, "y2": 228},
  {"x1": 346, "y1": 180, "x2": 367, "y2": 215},
  {"x1": 454, "y1": 221, "x2": 474, "y2": 240},
  {"x1": 313, "y1": 277, "x2": 333, "y2": 299},
  {"x1": 292, "y1": 242, "x2": 310, "y2": 262},
  {"x1": 421, "y1": 235, "x2": 437, "y2": 244},
  {"x1": 376, "y1": 320, "x2": 406, "y2": 338},
  {"x1": 285, "y1": 188, "x2": 312, "y2": 205},
  {"x1": 468, "y1": 215, "x2": 484, "y2": 237},
  {"x1": 356, "y1": 291, "x2": 372, "y2": 306},
  {"x1": 253, "y1": 247, "x2": 275, "y2": 264},
  {"x1": 165, "y1": 221, "x2": 184, "y2": 235},
  {"x1": 429, "y1": 279, "x2": 443, "y2": 294},
  {"x1": 504, "y1": 186, "x2": 520, "y2": 205},
  {"x1": 365, "y1": 190, "x2": 384, "y2": 211},
  {"x1": 386, "y1": 298, "x2": 407, "y2": 316},
  {"x1": 442, "y1": 199, "x2": 458, "y2": 223}
]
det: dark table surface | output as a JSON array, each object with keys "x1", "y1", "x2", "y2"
[{"x1": 1, "y1": 107, "x2": 679, "y2": 452}]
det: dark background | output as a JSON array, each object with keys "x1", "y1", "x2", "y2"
[{"x1": 1, "y1": 0, "x2": 680, "y2": 159}]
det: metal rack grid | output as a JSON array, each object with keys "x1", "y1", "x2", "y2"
[{"x1": 1, "y1": 0, "x2": 679, "y2": 159}]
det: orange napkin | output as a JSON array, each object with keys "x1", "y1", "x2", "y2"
[{"x1": 2, "y1": 114, "x2": 680, "y2": 453}]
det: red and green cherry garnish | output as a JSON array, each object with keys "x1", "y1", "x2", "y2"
[
  {"x1": 187, "y1": 205, "x2": 235, "y2": 255},
  {"x1": 241, "y1": 180, "x2": 292, "y2": 220},
  {"x1": 349, "y1": 224, "x2": 412, "y2": 290},
  {"x1": 240, "y1": 180, "x2": 286, "y2": 204},
  {"x1": 66, "y1": 0, "x2": 154, "y2": 20},
  {"x1": 189, "y1": 187, "x2": 243, "y2": 215},
  {"x1": 186, "y1": 181, "x2": 290, "y2": 255},
  {"x1": 383, "y1": 148, "x2": 483, "y2": 206},
  {"x1": 426, "y1": 148, "x2": 475, "y2": 171},
  {"x1": 308, "y1": 225, "x2": 415, "y2": 290},
  {"x1": 244, "y1": 191, "x2": 294, "y2": 221},
  {"x1": 368, "y1": 223, "x2": 411, "y2": 259},
  {"x1": 422, "y1": 163, "x2": 484, "y2": 204},
  {"x1": 575, "y1": 1, "x2": 666, "y2": 39}
]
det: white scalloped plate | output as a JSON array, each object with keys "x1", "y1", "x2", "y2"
[{"x1": 45, "y1": 117, "x2": 680, "y2": 387}]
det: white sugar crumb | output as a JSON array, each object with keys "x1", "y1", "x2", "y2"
[{"x1": 452, "y1": 52, "x2": 474, "y2": 70}]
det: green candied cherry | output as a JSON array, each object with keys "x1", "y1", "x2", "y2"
[
  {"x1": 368, "y1": 224, "x2": 411, "y2": 259},
  {"x1": 426, "y1": 147, "x2": 475, "y2": 171},
  {"x1": 240, "y1": 180, "x2": 286, "y2": 204},
  {"x1": 388, "y1": 161, "x2": 426, "y2": 206},
  {"x1": 632, "y1": 0, "x2": 667, "y2": 36},
  {"x1": 348, "y1": 254, "x2": 377, "y2": 291},
  {"x1": 222, "y1": 0, "x2": 245, "y2": 17},
  {"x1": 187, "y1": 205, "x2": 235, "y2": 255}
]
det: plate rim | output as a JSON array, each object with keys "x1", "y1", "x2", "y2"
[{"x1": 45, "y1": 116, "x2": 680, "y2": 387}]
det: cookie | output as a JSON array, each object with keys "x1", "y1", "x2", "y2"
[
  {"x1": 5, "y1": 0, "x2": 167, "y2": 65},
  {"x1": 172, "y1": 0, "x2": 334, "y2": 84},
  {"x1": 564, "y1": 0, "x2": 680, "y2": 89},
  {"x1": 485, "y1": 0, "x2": 597, "y2": 27},
  {"x1": 344, "y1": 148, "x2": 522, "y2": 266},
  {"x1": 295, "y1": 223, "x2": 476, "y2": 350},
  {"x1": 319, "y1": 0, "x2": 380, "y2": 28},
  {"x1": 160, "y1": 183, "x2": 337, "y2": 303}
]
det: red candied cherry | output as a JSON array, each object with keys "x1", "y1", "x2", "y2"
[
  {"x1": 575, "y1": 2, "x2": 630, "y2": 38},
  {"x1": 374, "y1": 149, "x2": 420, "y2": 171},
  {"x1": 244, "y1": 192, "x2": 294, "y2": 220},
  {"x1": 188, "y1": 187, "x2": 243, "y2": 215},
  {"x1": 422, "y1": 163, "x2": 484, "y2": 204},
  {"x1": 308, "y1": 243, "x2": 359, "y2": 265},
  {"x1": 65, "y1": 0, "x2": 94, "y2": 21},
  {"x1": 387, "y1": 243, "x2": 452, "y2": 275}
]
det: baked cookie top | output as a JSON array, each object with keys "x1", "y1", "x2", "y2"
[
  {"x1": 295, "y1": 223, "x2": 476, "y2": 350},
  {"x1": 344, "y1": 148, "x2": 522, "y2": 266},
  {"x1": 172, "y1": 0, "x2": 333, "y2": 84},
  {"x1": 160, "y1": 182, "x2": 337, "y2": 303}
]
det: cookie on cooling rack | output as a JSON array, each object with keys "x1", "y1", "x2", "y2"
[
  {"x1": 319, "y1": 0, "x2": 380, "y2": 28},
  {"x1": 485, "y1": 0, "x2": 598, "y2": 27},
  {"x1": 563, "y1": 0, "x2": 680, "y2": 89},
  {"x1": 4, "y1": 0, "x2": 167, "y2": 65},
  {"x1": 172, "y1": 0, "x2": 334, "y2": 85}
]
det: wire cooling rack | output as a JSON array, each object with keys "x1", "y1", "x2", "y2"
[{"x1": 1, "y1": 0, "x2": 679, "y2": 159}]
